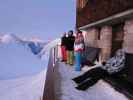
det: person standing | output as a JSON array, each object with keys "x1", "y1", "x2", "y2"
[
  {"x1": 74, "y1": 30, "x2": 85, "y2": 71},
  {"x1": 61, "y1": 33, "x2": 67, "y2": 62},
  {"x1": 66, "y1": 30, "x2": 75, "y2": 65}
]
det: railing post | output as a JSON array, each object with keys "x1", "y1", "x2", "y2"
[{"x1": 53, "y1": 47, "x2": 56, "y2": 66}]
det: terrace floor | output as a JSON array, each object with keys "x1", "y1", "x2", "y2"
[{"x1": 54, "y1": 62, "x2": 129, "y2": 100}]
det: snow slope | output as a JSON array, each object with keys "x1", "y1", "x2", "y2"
[
  {"x1": 0, "y1": 34, "x2": 48, "y2": 79},
  {"x1": 0, "y1": 69, "x2": 46, "y2": 100},
  {"x1": 0, "y1": 34, "x2": 50, "y2": 100},
  {"x1": 0, "y1": 42, "x2": 46, "y2": 79}
]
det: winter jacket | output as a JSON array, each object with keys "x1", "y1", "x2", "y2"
[
  {"x1": 74, "y1": 33, "x2": 84, "y2": 52},
  {"x1": 66, "y1": 36, "x2": 75, "y2": 51},
  {"x1": 101, "y1": 49, "x2": 125, "y2": 74},
  {"x1": 61, "y1": 36, "x2": 67, "y2": 46}
]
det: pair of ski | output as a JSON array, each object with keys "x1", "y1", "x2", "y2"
[{"x1": 72, "y1": 76, "x2": 97, "y2": 91}]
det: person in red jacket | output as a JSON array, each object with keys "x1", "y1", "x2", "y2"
[{"x1": 61, "y1": 33, "x2": 67, "y2": 62}]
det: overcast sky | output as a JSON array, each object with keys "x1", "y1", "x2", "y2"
[{"x1": 0, "y1": 0, "x2": 76, "y2": 41}]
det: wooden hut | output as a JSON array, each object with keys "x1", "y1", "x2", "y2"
[{"x1": 76, "y1": 0, "x2": 133, "y2": 83}]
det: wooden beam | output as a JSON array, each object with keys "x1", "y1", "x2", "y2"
[{"x1": 79, "y1": 9, "x2": 133, "y2": 30}]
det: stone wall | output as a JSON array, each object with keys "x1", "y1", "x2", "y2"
[
  {"x1": 83, "y1": 19, "x2": 133, "y2": 62},
  {"x1": 123, "y1": 19, "x2": 133, "y2": 83},
  {"x1": 100, "y1": 26, "x2": 112, "y2": 62},
  {"x1": 84, "y1": 26, "x2": 113, "y2": 62},
  {"x1": 83, "y1": 19, "x2": 133, "y2": 83},
  {"x1": 84, "y1": 28, "x2": 99, "y2": 47},
  {"x1": 123, "y1": 20, "x2": 133, "y2": 53}
]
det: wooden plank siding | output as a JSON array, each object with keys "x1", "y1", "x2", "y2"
[
  {"x1": 76, "y1": 0, "x2": 133, "y2": 28},
  {"x1": 76, "y1": 0, "x2": 88, "y2": 12}
]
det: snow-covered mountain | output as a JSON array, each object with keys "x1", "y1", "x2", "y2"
[
  {"x1": 39, "y1": 38, "x2": 61, "y2": 56},
  {"x1": 0, "y1": 34, "x2": 48, "y2": 79}
]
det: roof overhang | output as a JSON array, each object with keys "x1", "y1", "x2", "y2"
[{"x1": 79, "y1": 9, "x2": 133, "y2": 30}]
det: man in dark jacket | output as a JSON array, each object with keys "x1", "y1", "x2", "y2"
[
  {"x1": 61, "y1": 33, "x2": 67, "y2": 62},
  {"x1": 66, "y1": 30, "x2": 75, "y2": 65}
]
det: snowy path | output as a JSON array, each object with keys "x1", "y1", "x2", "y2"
[{"x1": 55, "y1": 62, "x2": 129, "y2": 100}]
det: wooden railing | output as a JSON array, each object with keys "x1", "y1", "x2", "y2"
[{"x1": 43, "y1": 46, "x2": 59, "y2": 100}]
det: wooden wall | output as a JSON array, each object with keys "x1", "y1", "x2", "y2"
[
  {"x1": 76, "y1": 0, "x2": 88, "y2": 12},
  {"x1": 76, "y1": 0, "x2": 133, "y2": 28}
]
